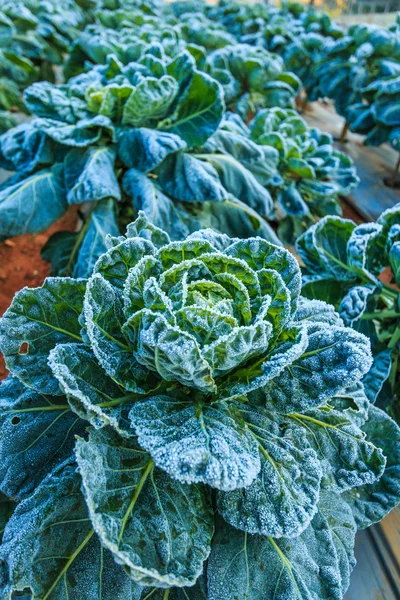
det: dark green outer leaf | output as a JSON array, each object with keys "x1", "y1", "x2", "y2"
[
  {"x1": 207, "y1": 513, "x2": 342, "y2": 600},
  {"x1": 289, "y1": 404, "x2": 386, "y2": 492},
  {"x1": 0, "y1": 122, "x2": 56, "y2": 174},
  {"x1": 318, "y1": 492, "x2": 356, "y2": 596},
  {"x1": 160, "y1": 71, "x2": 224, "y2": 147},
  {"x1": 73, "y1": 198, "x2": 119, "y2": 278},
  {"x1": 217, "y1": 404, "x2": 322, "y2": 538},
  {"x1": 0, "y1": 165, "x2": 68, "y2": 241},
  {"x1": 0, "y1": 375, "x2": 84, "y2": 500},
  {"x1": 76, "y1": 428, "x2": 214, "y2": 588},
  {"x1": 117, "y1": 127, "x2": 186, "y2": 172},
  {"x1": 35, "y1": 115, "x2": 115, "y2": 147},
  {"x1": 155, "y1": 152, "x2": 227, "y2": 203},
  {"x1": 200, "y1": 153, "x2": 273, "y2": 217},
  {"x1": 49, "y1": 343, "x2": 135, "y2": 437},
  {"x1": 0, "y1": 461, "x2": 141, "y2": 600},
  {"x1": 129, "y1": 396, "x2": 260, "y2": 491},
  {"x1": 141, "y1": 582, "x2": 206, "y2": 599},
  {"x1": 64, "y1": 147, "x2": 121, "y2": 205},
  {"x1": 263, "y1": 325, "x2": 372, "y2": 413},
  {"x1": 0, "y1": 278, "x2": 86, "y2": 395},
  {"x1": 344, "y1": 406, "x2": 400, "y2": 529}
]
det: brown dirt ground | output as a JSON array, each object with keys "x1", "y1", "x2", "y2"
[{"x1": 0, "y1": 207, "x2": 78, "y2": 381}]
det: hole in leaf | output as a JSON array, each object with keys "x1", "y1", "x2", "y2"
[
  {"x1": 19, "y1": 342, "x2": 29, "y2": 355},
  {"x1": 11, "y1": 416, "x2": 20, "y2": 425}
]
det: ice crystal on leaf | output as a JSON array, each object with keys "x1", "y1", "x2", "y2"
[{"x1": 0, "y1": 213, "x2": 399, "y2": 600}]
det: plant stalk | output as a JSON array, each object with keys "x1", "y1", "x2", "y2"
[
  {"x1": 338, "y1": 121, "x2": 350, "y2": 143},
  {"x1": 389, "y1": 153, "x2": 400, "y2": 188}
]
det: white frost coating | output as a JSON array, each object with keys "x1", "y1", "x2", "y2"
[
  {"x1": 3, "y1": 63, "x2": 400, "y2": 600},
  {"x1": 49, "y1": 343, "x2": 134, "y2": 437},
  {"x1": 218, "y1": 405, "x2": 322, "y2": 538},
  {"x1": 129, "y1": 397, "x2": 260, "y2": 490},
  {"x1": 76, "y1": 429, "x2": 214, "y2": 588},
  {"x1": 263, "y1": 325, "x2": 373, "y2": 413},
  {"x1": 339, "y1": 285, "x2": 376, "y2": 327},
  {"x1": 295, "y1": 297, "x2": 344, "y2": 326}
]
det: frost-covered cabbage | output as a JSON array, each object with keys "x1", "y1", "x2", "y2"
[
  {"x1": 0, "y1": 213, "x2": 399, "y2": 599},
  {"x1": 248, "y1": 107, "x2": 359, "y2": 242},
  {"x1": 297, "y1": 203, "x2": 400, "y2": 423},
  {"x1": 0, "y1": 48, "x2": 281, "y2": 278}
]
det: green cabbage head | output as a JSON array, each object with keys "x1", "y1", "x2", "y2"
[{"x1": 0, "y1": 213, "x2": 399, "y2": 600}]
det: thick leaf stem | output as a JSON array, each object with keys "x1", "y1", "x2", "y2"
[
  {"x1": 338, "y1": 121, "x2": 350, "y2": 143},
  {"x1": 42, "y1": 529, "x2": 95, "y2": 600},
  {"x1": 389, "y1": 153, "x2": 400, "y2": 188},
  {"x1": 361, "y1": 308, "x2": 400, "y2": 320},
  {"x1": 118, "y1": 459, "x2": 154, "y2": 545},
  {"x1": 65, "y1": 202, "x2": 98, "y2": 275},
  {"x1": 389, "y1": 324, "x2": 400, "y2": 350}
]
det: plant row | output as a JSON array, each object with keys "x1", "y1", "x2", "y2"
[
  {"x1": 0, "y1": 3, "x2": 400, "y2": 600},
  {"x1": 206, "y1": 0, "x2": 400, "y2": 152}
]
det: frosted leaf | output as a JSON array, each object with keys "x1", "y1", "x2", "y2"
[
  {"x1": 64, "y1": 146, "x2": 121, "y2": 205},
  {"x1": 347, "y1": 222, "x2": 382, "y2": 280},
  {"x1": 76, "y1": 429, "x2": 213, "y2": 588},
  {"x1": 339, "y1": 284, "x2": 378, "y2": 326},
  {"x1": 0, "y1": 277, "x2": 86, "y2": 395},
  {"x1": 362, "y1": 349, "x2": 392, "y2": 404},
  {"x1": 218, "y1": 404, "x2": 322, "y2": 538},
  {"x1": 49, "y1": 343, "x2": 137, "y2": 437},
  {"x1": 330, "y1": 382, "x2": 370, "y2": 428},
  {"x1": 344, "y1": 406, "x2": 400, "y2": 528},
  {"x1": 289, "y1": 404, "x2": 386, "y2": 491},
  {"x1": 187, "y1": 228, "x2": 237, "y2": 251},
  {"x1": 155, "y1": 152, "x2": 227, "y2": 203},
  {"x1": 125, "y1": 209, "x2": 171, "y2": 247},
  {"x1": 310, "y1": 216, "x2": 357, "y2": 280},
  {"x1": 159, "y1": 70, "x2": 224, "y2": 147},
  {"x1": 122, "y1": 310, "x2": 216, "y2": 393},
  {"x1": 123, "y1": 256, "x2": 163, "y2": 320},
  {"x1": 319, "y1": 492, "x2": 357, "y2": 596},
  {"x1": 141, "y1": 582, "x2": 206, "y2": 599},
  {"x1": 223, "y1": 324, "x2": 308, "y2": 396},
  {"x1": 226, "y1": 238, "x2": 301, "y2": 312},
  {"x1": 117, "y1": 127, "x2": 186, "y2": 172},
  {"x1": 84, "y1": 274, "x2": 154, "y2": 392},
  {"x1": 201, "y1": 253, "x2": 261, "y2": 303},
  {"x1": 122, "y1": 75, "x2": 178, "y2": 127},
  {"x1": 201, "y1": 321, "x2": 272, "y2": 375},
  {"x1": 0, "y1": 376, "x2": 84, "y2": 500},
  {"x1": 257, "y1": 268, "x2": 291, "y2": 332},
  {"x1": 207, "y1": 513, "x2": 342, "y2": 600},
  {"x1": 211, "y1": 272, "x2": 252, "y2": 323},
  {"x1": 294, "y1": 297, "x2": 344, "y2": 326},
  {"x1": 129, "y1": 396, "x2": 260, "y2": 491},
  {"x1": 0, "y1": 461, "x2": 141, "y2": 600},
  {"x1": 159, "y1": 259, "x2": 213, "y2": 304},
  {"x1": 93, "y1": 237, "x2": 156, "y2": 290},
  {"x1": 175, "y1": 306, "x2": 238, "y2": 344},
  {"x1": 203, "y1": 152, "x2": 274, "y2": 217},
  {"x1": 263, "y1": 325, "x2": 373, "y2": 413},
  {"x1": 156, "y1": 239, "x2": 218, "y2": 269}
]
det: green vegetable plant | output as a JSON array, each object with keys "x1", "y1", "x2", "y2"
[
  {"x1": 206, "y1": 43, "x2": 301, "y2": 121},
  {"x1": 0, "y1": 0, "x2": 87, "y2": 114},
  {"x1": 297, "y1": 203, "x2": 400, "y2": 422},
  {"x1": 249, "y1": 107, "x2": 359, "y2": 243},
  {"x1": 0, "y1": 214, "x2": 399, "y2": 599},
  {"x1": 0, "y1": 49, "x2": 281, "y2": 277}
]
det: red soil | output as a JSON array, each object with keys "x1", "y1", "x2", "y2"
[{"x1": 0, "y1": 208, "x2": 78, "y2": 381}]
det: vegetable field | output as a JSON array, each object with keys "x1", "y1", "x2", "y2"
[{"x1": 0, "y1": 1, "x2": 400, "y2": 600}]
